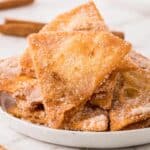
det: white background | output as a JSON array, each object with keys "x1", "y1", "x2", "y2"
[{"x1": 0, "y1": 0, "x2": 150, "y2": 150}]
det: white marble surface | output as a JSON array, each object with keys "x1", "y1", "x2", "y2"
[{"x1": 0, "y1": 0, "x2": 150, "y2": 149}]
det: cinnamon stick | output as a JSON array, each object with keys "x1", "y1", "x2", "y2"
[
  {"x1": 0, "y1": 0, "x2": 34, "y2": 10},
  {"x1": 111, "y1": 31, "x2": 125, "y2": 39},
  {"x1": 0, "y1": 18, "x2": 125, "y2": 38},
  {"x1": 0, "y1": 23, "x2": 43, "y2": 37},
  {"x1": 5, "y1": 18, "x2": 45, "y2": 27}
]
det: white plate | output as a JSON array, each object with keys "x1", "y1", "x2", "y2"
[{"x1": 0, "y1": 108, "x2": 150, "y2": 148}]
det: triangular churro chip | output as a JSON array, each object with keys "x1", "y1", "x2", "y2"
[
  {"x1": 41, "y1": 1, "x2": 107, "y2": 32},
  {"x1": 110, "y1": 52, "x2": 150, "y2": 131},
  {"x1": 20, "y1": 1, "x2": 108, "y2": 77},
  {"x1": 28, "y1": 31, "x2": 131, "y2": 128},
  {"x1": 0, "y1": 57, "x2": 44, "y2": 121}
]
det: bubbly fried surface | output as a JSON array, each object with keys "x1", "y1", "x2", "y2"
[
  {"x1": 90, "y1": 72, "x2": 119, "y2": 110},
  {"x1": 89, "y1": 52, "x2": 137, "y2": 110},
  {"x1": 65, "y1": 104, "x2": 108, "y2": 131},
  {"x1": 20, "y1": 1, "x2": 133, "y2": 78},
  {"x1": 20, "y1": 1, "x2": 108, "y2": 77},
  {"x1": 110, "y1": 53, "x2": 150, "y2": 131},
  {"x1": 28, "y1": 31, "x2": 130, "y2": 128},
  {"x1": 110, "y1": 94, "x2": 150, "y2": 131}
]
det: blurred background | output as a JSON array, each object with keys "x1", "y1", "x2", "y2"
[
  {"x1": 0, "y1": 0, "x2": 150, "y2": 57},
  {"x1": 0, "y1": 1, "x2": 150, "y2": 150}
]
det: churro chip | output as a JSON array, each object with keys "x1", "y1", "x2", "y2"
[
  {"x1": 90, "y1": 52, "x2": 137, "y2": 110},
  {"x1": 8, "y1": 101, "x2": 46, "y2": 125},
  {"x1": 65, "y1": 104, "x2": 108, "y2": 131},
  {"x1": 117, "y1": 55, "x2": 138, "y2": 71},
  {"x1": 0, "y1": 57, "x2": 45, "y2": 125},
  {"x1": 0, "y1": 75, "x2": 43, "y2": 108},
  {"x1": 0, "y1": 57, "x2": 41, "y2": 107},
  {"x1": 20, "y1": 1, "x2": 108, "y2": 77},
  {"x1": 41, "y1": 1, "x2": 107, "y2": 32},
  {"x1": 110, "y1": 94, "x2": 150, "y2": 131},
  {"x1": 0, "y1": 74, "x2": 45, "y2": 124},
  {"x1": 28, "y1": 31, "x2": 131, "y2": 128},
  {"x1": 91, "y1": 50, "x2": 145, "y2": 111},
  {"x1": 119, "y1": 69, "x2": 150, "y2": 103},
  {"x1": 123, "y1": 118, "x2": 150, "y2": 130},
  {"x1": 110, "y1": 52, "x2": 150, "y2": 131},
  {"x1": 90, "y1": 72, "x2": 119, "y2": 110},
  {"x1": 129, "y1": 50, "x2": 150, "y2": 70},
  {"x1": 0, "y1": 56, "x2": 21, "y2": 80},
  {"x1": 0, "y1": 57, "x2": 43, "y2": 115}
]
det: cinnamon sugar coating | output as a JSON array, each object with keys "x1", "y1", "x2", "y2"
[
  {"x1": 20, "y1": 1, "x2": 107, "y2": 77},
  {"x1": 110, "y1": 52, "x2": 150, "y2": 131},
  {"x1": 28, "y1": 31, "x2": 130, "y2": 128}
]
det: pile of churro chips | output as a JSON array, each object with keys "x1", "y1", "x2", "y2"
[{"x1": 0, "y1": 1, "x2": 149, "y2": 131}]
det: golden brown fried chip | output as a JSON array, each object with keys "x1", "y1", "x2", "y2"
[
  {"x1": 89, "y1": 53, "x2": 137, "y2": 110},
  {"x1": 65, "y1": 104, "x2": 108, "y2": 131},
  {"x1": 20, "y1": 1, "x2": 133, "y2": 78},
  {"x1": 123, "y1": 118, "x2": 150, "y2": 130},
  {"x1": 0, "y1": 56, "x2": 45, "y2": 124},
  {"x1": 110, "y1": 94, "x2": 150, "y2": 131},
  {"x1": 90, "y1": 72, "x2": 119, "y2": 110},
  {"x1": 20, "y1": 1, "x2": 108, "y2": 77},
  {"x1": 0, "y1": 75, "x2": 43, "y2": 108},
  {"x1": 28, "y1": 31, "x2": 131, "y2": 128},
  {"x1": 129, "y1": 50, "x2": 150, "y2": 70},
  {"x1": 8, "y1": 102, "x2": 46, "y2": 125},
  {"x1": 110, "y1": 52, "x2": 150, "y2": 131},
  {"x1": 41, "y1": 1, "x2": 107, "y2": 32},
  {"x1": 117, "y1": 55, "x2": 138, "y2": 71},
  {"x1": 119, "y1": 70, "x2": 150, "y2": 103},
  {"x1": 0, "y1": 74, "x2": 45, "y2": 124}
]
